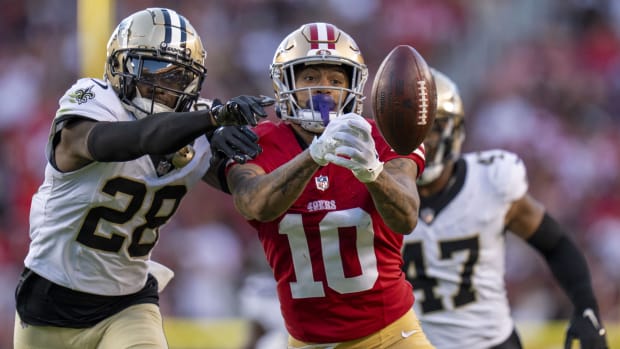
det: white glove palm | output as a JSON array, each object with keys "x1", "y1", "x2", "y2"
[
  {"x1": 308, "y1": 115, "x2": 352, "y2": 166},
  {"x1": 324, "y1": 113, "x2": 384, "y2": 183}
]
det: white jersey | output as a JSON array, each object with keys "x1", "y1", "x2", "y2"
[
  {"x1": 24, "y1": 78, "x2": 212, "y2": 296},
  {"x1": 403, "y1": 150, "x2": 528, "y2": 349}
]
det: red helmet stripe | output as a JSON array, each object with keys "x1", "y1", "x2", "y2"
[
  {"x1": 308, "y1": 23, "x2": 337, "y2": 50},
  {"x1": 309, "y1": 23, "x2": 319, "y2": 49},
  {"x1": 326, "y1": 24, "x2": 336, "y2": 49}
]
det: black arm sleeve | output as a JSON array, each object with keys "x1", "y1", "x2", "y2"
[
  {"x1": 526, "y1": 213, "x2": 598, "y2": 314},
  {"x1": 87, "y1": 110, "x2": 215, "y2": 162}
]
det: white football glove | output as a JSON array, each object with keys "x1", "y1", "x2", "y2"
[
  {"x1": 324, "y1": 113, "x2": 384, "y2": 183},
  {"x1": 308, "y1": 115, "x2": 352, "y2": 166}
]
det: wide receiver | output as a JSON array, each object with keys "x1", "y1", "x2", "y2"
[
  {"x1": 402, "y1": 69, "x2": 608, "y2": 349},
  {"x1": 225, "y1": 22, "x2": 435, "y2": 348},
  {"x1": 14, "y1": 8, "x2": 270, "y2": 349}
]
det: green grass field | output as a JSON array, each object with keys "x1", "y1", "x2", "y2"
[{"x1": 164, "y1": 318, "x2": 619, "y2": 349}]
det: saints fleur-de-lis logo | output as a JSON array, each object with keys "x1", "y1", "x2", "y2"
[{"x1": 69, "y1": 86, "x2": 95, "y2": 104}]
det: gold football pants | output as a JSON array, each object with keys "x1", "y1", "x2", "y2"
[
  {"x1": 288, "y1": 309, "x2": 435, "y2": 349},
  {"x1": 14, "y1": 303, "x2": 168, "y2": 349}
]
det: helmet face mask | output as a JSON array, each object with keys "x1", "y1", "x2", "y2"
[
  {"x1": 105, "y1": 8, "x2": 207, "y2": 119},
  {"x1": 270, "y1": 23, "x2": 368, "y2": 133},
  {"x1": 418, "y1": 69, "x2": 465, "y2": 186}
]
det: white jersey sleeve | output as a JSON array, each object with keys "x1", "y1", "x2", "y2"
[
  {"x1": 55, "y1": 78, "x2": 129, "y2": 122},
  {"x1": 483, "y1": 149, "x2": 528, "y2": 203},
  {"x1": 403, "y1": 149, "x2": 528, "y2": 349},
  {"x1": 45, "y1": 78, "x2": 131, "y2": 162}
]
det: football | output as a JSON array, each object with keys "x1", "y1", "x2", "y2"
[{"x1": 371, "y1": 45, "x2": 437, "y2": 155}]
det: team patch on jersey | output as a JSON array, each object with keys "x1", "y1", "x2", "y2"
[
  {"x1": 306, "y1": 199, "x2": 336, "y2": 212},
  {"x1": 69, "y1": 86, "x2": 95, "y2": 104},
  {"x1": 315, "y1": 175, "x2": 329, "y2": 191}
]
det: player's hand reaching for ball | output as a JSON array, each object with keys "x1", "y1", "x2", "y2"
[
  {"x1": 211, "y1": 95, "x2": 274, "y2": 126},
  {"x1": 324, "y1": 113, "x2": 384, "y2": 183},
  {"x1": 208, "y1": 126, "x2": 261, "y2": 164}
]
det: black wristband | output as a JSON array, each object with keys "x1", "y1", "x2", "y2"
[
  {"x1": 210, "y1": 154, "x2": 231, "y2": 194},
  {"x1": 88, "y1": 111, "x2": 214, "y2": 162}
]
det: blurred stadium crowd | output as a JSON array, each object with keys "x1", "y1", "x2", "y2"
[{"x1": 0, "y1": 0, "x2": 619, "y2": 347}]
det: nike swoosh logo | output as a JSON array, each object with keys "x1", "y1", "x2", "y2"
[
  {"x1": 583, "y1": 308, "x2": 606, "y2": 335},
  {"x1": 91, "y1": 79, "x2": 109, "y2": 90},
  {"x1": 401, "y1": 329, "x2": 419, "y2": 338}
]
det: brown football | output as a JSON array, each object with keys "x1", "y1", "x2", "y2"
[{"x1": 371, "y1": 45, "x2": 437, "y2": 155}]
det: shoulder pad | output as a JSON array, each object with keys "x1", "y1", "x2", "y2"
[
  {"x1": 56, "y1": 78, "x2": 126, "y2": 123},
  {"x1": 476, "y1": 149, "x2": 528, "y2": 203}
]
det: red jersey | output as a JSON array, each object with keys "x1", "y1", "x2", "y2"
[{"x1": 240, "y1": 119, "x2": 425, "y2": 343}]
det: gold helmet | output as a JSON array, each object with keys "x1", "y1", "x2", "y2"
[
  {"x1": 104, "y1": 8, "x2": 207, "y2": 119},
  {"x1": 270, "y1": 22, "x2": 368, "y2": 133},
  {"x1": 418, "y1": 68, "x2": 465, "y2": 186}
]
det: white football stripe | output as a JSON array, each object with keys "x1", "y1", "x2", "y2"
[
  {"x1": 168, "y1": 11, "x2": 182, "y2": 43},
  {"x1": 316, "y1": 23, "x2": 329, "y2": 50}
]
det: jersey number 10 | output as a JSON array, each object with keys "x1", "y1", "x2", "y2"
[{"x1": 280, "y1": 208, "x2": 379, "y2": 299}]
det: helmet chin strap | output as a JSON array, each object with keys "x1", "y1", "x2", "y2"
[{"x1": 297, "y1": 110, "x2": 339, "y2": 134}]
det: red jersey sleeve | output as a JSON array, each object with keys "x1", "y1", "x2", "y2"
[{"x1": 368, "y1": 119, "x2": 425, "y2": 177}]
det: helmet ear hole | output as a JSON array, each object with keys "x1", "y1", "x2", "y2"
[
  {"x1": 116, "y1": 54, "x2": 137, "y2": 102},
  {"x1": 124, "y1": 80, "x2": 137, "y2": 100},
  {"x1": 110, "y1": 56, "x2": 120, "y2": 71}
]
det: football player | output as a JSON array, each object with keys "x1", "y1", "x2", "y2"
[
  {"x1": 402, "y1": 69, "x2": 608, "y2": 349},
  {"x1": 14, "y1": 8, "x2": 271, "y2": 349},
  {"x1": 225, "y1": 22, "x2": 435, "y2": 348}
]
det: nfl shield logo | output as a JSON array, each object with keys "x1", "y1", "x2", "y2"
[{"x1": 315, "y1": 175, "x2": 329, "y2": 191}]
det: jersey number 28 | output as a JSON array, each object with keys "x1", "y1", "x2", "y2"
[{"x1": 76, "y1": 177, "x2": 186, "y2": 258}]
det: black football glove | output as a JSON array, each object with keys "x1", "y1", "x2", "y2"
[
  {"x1": 564, "y1": 308, "x2": 608, "y2": 349},
  {"x1": 208, "y1": 125, "x2": 261, "y2": 164},
  {"x1": 210, "y1": 95, "x2": 274, "y2": 126}
]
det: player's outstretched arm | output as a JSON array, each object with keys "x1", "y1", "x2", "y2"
[
  {"x1": 56, "y1": 95, "x2": 273, "y2": 172},
  {"x1": 506, "y1": 194, "x2": 609, "y2": 349},
  {"x1": 55, "y1": 110, "x2": 216, "y2": 171},
  {"x1": 227, "y1": 152, "x2": 320, "y2": 222},
  {"x1": 365, "y1": 157, "x2": 419, "y2": 234}
]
